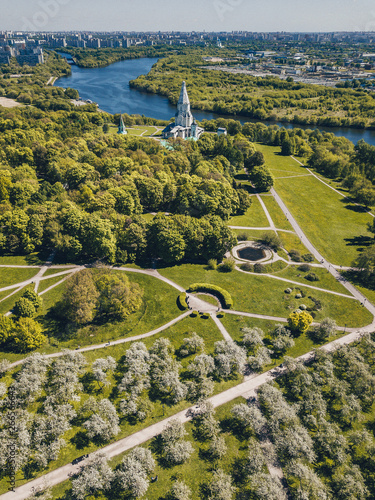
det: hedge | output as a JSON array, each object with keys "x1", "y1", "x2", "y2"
[
  {"x1": 177, "y1": 292, "x2": 189, "y2": 311},
  {"x1": 187, "y1": 283, "x2": 234, "y2": 309}
]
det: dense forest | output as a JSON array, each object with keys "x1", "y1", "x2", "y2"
[{"x1": 130, "y1": 52, "x2": 375, "y2": 128}]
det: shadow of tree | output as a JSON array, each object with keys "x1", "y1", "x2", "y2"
[{"x1": 70, "y1": 431, "x2": 90, "y2": 450}]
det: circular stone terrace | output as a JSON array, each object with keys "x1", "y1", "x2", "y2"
[{"x1": 231, "y1": 241, "x2": 274, "y2": 264}]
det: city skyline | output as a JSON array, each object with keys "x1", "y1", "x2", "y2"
[{"x1": 3, "y1": 0, "x2": 375, "y2": 33}]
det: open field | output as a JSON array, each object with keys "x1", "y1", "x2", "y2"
[
  {"x1": 256, "y1": 144, "x2": 374, "y2": 266},
  {"x1": 0, "y1": 267, "x2": 38, "y2": 288},
  {"x1": 159, "y1": 264, "x2": 372, "y2": 327},
  {"x1": 260, "y1": 194, "x2": 294, "y2": 231},
  {"x1": 228, "y1": 196, "x2": 270, "y2": 227}
]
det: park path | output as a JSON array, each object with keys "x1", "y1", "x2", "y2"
[
  {"x1": 210, "y1": 313, "x2": 233, "y2": 342},
  {"x1": 256, "y1": 193, "x2": 276, "y2": 230},
  {"x1": 6, "y1": 311, "x2": 191, "y2": 370},
  {"x1": 1, "y1": 324, "x2": 369, "y2": 500},
  {"x1": 271, "y1": 187, "x2": 375, "y2": 319}
]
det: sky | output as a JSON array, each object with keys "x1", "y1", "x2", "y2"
[{"x1": 3, "y1": 0, "x2": 375, "y2": 33}]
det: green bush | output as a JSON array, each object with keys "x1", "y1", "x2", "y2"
[
  {"x1": 207, "y1": 259, "x2": 218, "y2": 270},
  {"x1": 261, "y1": 232, "x2": 282, "y2": 251},
  {"x1": 289, "y1": 249, "x2": 302, "y2": 262},
  {"x1": 187, "y1": 284, "x2": 234, "y2": 309},
  {"x1": 241, "y1": 262, "x2": 254, "y2": 272},
  {"x1": 177, "y1": 292, "x2": 189, "y2": 311},
  {"x1": 302, "y1": 253, "x2": 314, "y2": 262},
  {"x1": 305, "y1": 272, "x2": 320, "y2": 282},
  {"x1": 298, "y1": 263, "x2": 311, "y2": 272},
  {"x1": 253, "y1": 263, "x2": 264, "y2": 274},
  {"x1": 219, "y1": 258, "x2": 236, "y2": 273}
]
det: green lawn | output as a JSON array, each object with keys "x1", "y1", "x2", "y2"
[
  {"x1": 43, "y1": 267, "x2": 76, "y2": 277},
  {"x1": 159, "y1": 264, "x2": 373, "y2": 328},
  {"x1": 49, "y1": 397, "x2": 259, "y2": 500},
  {"x1": 38, "y1": 274, "x2": 69, "y2": 293},
  {"x1": 260, "y1": 194, "x2": 295, "y2": 231},
  {"x1": 0, "y1": 267, "x2": 38, "y2": 288},
  {"x1": 0, "y1": 253, "x2": 45, "y2": 266},
  {"x1": 256, "y1": 145, "x2": 373, "y2": 266},
  {"x1": 0, "y1": 286, "x2": 29, "y2": 315},
  {"x1": 228, "y1": 196, "x2": 269, "y2": 227},
  {"x1": 276, "y1": 265, "x2": 352, "y2": 295}
]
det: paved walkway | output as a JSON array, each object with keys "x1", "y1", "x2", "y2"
[
  {"x1": 271, "y1": 187, "x2": 375, "y2": 319},
  {"x1": 256, "y1": 193, "x2": 276, "y2": 230},
  {"x1": 210, "y1": 313, "x2": 233, "y2": 342},
  {"x1": 2, "y1": 325, "x2": 369, "y2": 500},
  {"x1": 7, "y1": 311, "x2": 192, "y2": 371}
]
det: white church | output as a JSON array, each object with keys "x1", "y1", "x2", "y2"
[{"x1": 162, "y1": 81, "x2": 204, "y2": 140}]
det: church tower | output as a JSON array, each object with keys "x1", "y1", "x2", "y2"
[
  {"x1": 118, "y1": 114, "x2": 127, "y2": 135},
  {"x1": 175, "y1": 81, "x2": 193, "y2": 128}
]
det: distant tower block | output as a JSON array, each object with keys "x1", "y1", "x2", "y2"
[{"x1": 118, "y1": 114, "x2": 127, "y2": 135}]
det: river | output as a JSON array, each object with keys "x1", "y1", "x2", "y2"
[{"x1": 55, "y1": 54, "x2": 375, "y2": 146}]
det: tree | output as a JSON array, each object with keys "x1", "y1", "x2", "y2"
[
  {"x1": 164, "y1": 440, "x2": 194, "y2": 465},
  {"x1": 245, "y1": 151, "x2": 265, "y2": 169},
  {"x1": 251, "y1": 474, "x2": 287, "y2": 500},
  {"x1": 179, "y1": 332, "x2": 205, "y2": 357},
  {"x1": 248, "y1": 346, "x2": 273, "y2": 372},
  {"x1": 311, "y1": 318, "x2": 337, "y2": 342},
  {"x1": 11, "y1": 318, "x2": 46, "y2": 352},
  {"x1": 231, "y1": 403, "x2": 266, "y2": 434},
  {"x1": 214, "y1": 341, "x2": 247, "y2": 379},
  {"x1": 249, "y1": 165, "x2": 274, "y2": 192},
  {"x1": 48, "y1": 350, "x2": 87, "y2": 404},
  {"x1": 114, "y1": 447, "x2": 155, "y2": 499},
  {"x1": 71, "y1": 452, "x2": 113, "y2": 500},
  {"x1": 95, "y1": 270, "x2": 143, "y2": 321},
  {"x1": 332, "y1": 465, "x2": 369, "y2": 500},
  {"x1": 192, "y1": 401, "x2": 220, "y2": 441},
  {"x1": 208, "y1": 435, "x2": 227, "y2": 461},
  {"x1": 242, "y1": 327, "x2": 265, "y2": 350},
  {"x1": 13, "y1": 297, "x2": 36, "y2": 318},
  {"x1": 288, "y1": 311, "x2": 313, "y2": 335},
  {"x1": 92, "y1": 356, "x2": 116, "y2": 389},
  {"x1": 83, "y1": 398, "x2": 120, "y2": 441},
  {"x1": 272, "y1": 331, "x2": 295, "y2": 356},
  {"x1": 59, "y1": 269, "x2": 99, "y2": 325},
  {"x1": 208, "y1": 469, "x2": 235, "y2": 500},
  {"x1": 246, "y1": 438, "x2": 266, "y2": 474},
  {"x1": 161, "y1": 419, "x2": 193, "y2": 465},
  {"x1": 286, "y1": 461, "x2": 330, "y2": 500},
  {"x1": 188, "y1": 354, "x2": 215, "y2": 380},
  {"x1": 169, "y1": 481, "x2": 192, "y2": 500},
  {"x1": 0, "y1": 315, "x2": 15, "y2": 346},
  {"x1": 355, "y1": 244, "x2": 375, "y2": 277}
]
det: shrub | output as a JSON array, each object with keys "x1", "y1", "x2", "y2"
[
  {"x1": 177, "y1": 293, "x2": 188, "y2": 311},
  {"x1": 219, "y1": 258, "x2": 236, "y2": 273},
  {"x1": 207, "y1": 259, "x2": 217, "y2": 270},
  {"x1": 303, "y1": 253, "x2": 314, "y2": 262},
  {"x1": 298, "y1": 264, "x2": 311, "y2": 272},
  {"x1": 305, "y1": 272, "x2": 320, "y2": 282},
  {"x1": 289, "y1": 249, "x2": 302, "y2": 262},
  {"x1": 295, "y1": 293, "x2": 302, "y2": 299},
  {"x1": 241, "y1": 262, "x2": 254, "y2": 272},
  {"x1": 299, "y1": 304, "x2": 307, "y2": 310},
  {"x1": 261, "y1": 232, "x2": 282, "y2": 251},
  {"x1": 237, "y1": 233, "x2": 248, "y2": 242},
  {"x1": 285, "y1": 288, "x2": 292, "y2": 294},
  {"x1": 187, "y1": 284, "x2": 233, "y2": 309},
  {"x1": 190, "y1": 311, "x2": 198, "y2": 318},
  {"x1": 288, "y1": 310, "x2": 313, "y2": 335},
  {"x1": 13, "y1": 297, "x2": 36, "y2": 318},
  {"x1": 253, "y1": 263, "x2": 264, "y2": 273}
]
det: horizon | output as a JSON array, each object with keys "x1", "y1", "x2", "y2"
[{"x1": 3, "y1": 0, "x2": 375, "y2": 33}]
